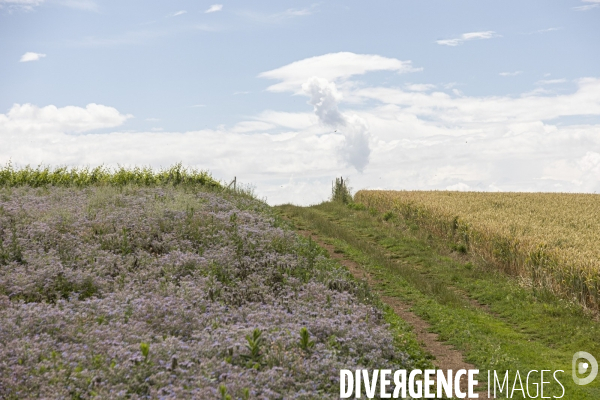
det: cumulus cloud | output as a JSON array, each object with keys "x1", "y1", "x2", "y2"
[
  {"x1": 578, "y1": 151, "x2": 600, "y2": 175},
  {"x1": 543, "y1": 151, "x2": 600, "y2": 191},
  {"x1": 0, "y1": 103, "x2": 132, "y2": 134},
  {"x1": 354, "y1": 77, "x2": 600, "y2": 123},
  {"x1": 253, "y1": 110, "x2": 316, "y2": 130},
  {"x1": 302, "y1": 77, "x2": 370, "y2": 172},
  {"x1": 436, "y1": 31, "x2": 500, "y2": 46},
  {"x1": 19, "y1": 52, "x2": 46, "y2": 62},
  {"x1": 3, "y1": 53, "x2": 600, "y2": 205},
  {"x1": 302, "y1": 77, "x2": 345, "y2": 126},
  {"x1": 446, "y1": 182, "x2": 471, "y2": 191},
  {"x1": 0, "y1": 123, "x2": 344, "y2": 206},
  {"x1": 231, "y1": 121, "x2": 275, "y2": 133},
  {"x1": 405, "y1": 83, "x2": 436, "y2": 92},
  {"x1": 205, "y1": 4, "x2": 222, "y2": 13},
  {"x1": 259, "y1": 52, "x2": 420, "y2": 93}
]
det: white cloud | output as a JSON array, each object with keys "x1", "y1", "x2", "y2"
[
  {"x1": 0, "y1": 124, "x2": 346, "y2": 205},
  {"x1": 19, "y1": 52, "x2": 46, "y2": 62},
  {"x1": 302, "y1": 77, "x2": 345, "y2": 126},
  {"x1": 436, "y1": 31, "x2": 500, "y2": 46},
  {"x1": 442, "y1": 82, "x2": 458, "y2": 89},
  {"x1": 259, "y1": 52, "x2": 420, "y2": 93},
  {"x1": 353, "y1": 78, "x2": 600, "y2": 123},
  {"x1": 0, "y1": 0, "x2": 44, "y2": 11},
  {"x1": 0, "y1": 103, "x2": 131, "y2": 134},
  {"x1": 205, "y1": 4, "x2": 222, "y2": 13},
  {"x1": 282, "y1": 7, "x2": 312, "y2": 17},
  {"x1": 55, "y1": 0, "x2": 97, "y2": 11},
  {"x1": 543, "y1": 151, "x2": 600, "y2": 188},
  {"x1": 231, "y1": 121, "x2": 275, "y2": 133},
  {"x1": 240, "y1": 5, "x2": 317, "y2": 24},
  {"x1": 536, "y1": 78, "x2": 567, "y2": 85},
  {"x1": 0, "y1": 0, "x2": 98, "y2": 11},
  {"x1": 253, "y1": 110, "x2": 316, "y2": 130},
  {"x1": 535, "y1": 27, "x2": 562, "y2": 33},
  {"x1": 190, "y1": 104, "x2": 206, "y2": 108},
  {"x1": 405, "y1": 83, "x2": 436, "y2": 92},
  {"x1": 446, "y1": 182, "x2": 471, "y2": 191},
  {"x1": 168, "y1": 10, "x2": 186, "y2": 17},
  {"x1": 573, "y1": 0, "x2": 600, "y2": 11},
  {"x1": 499, "y1": 71, "x2": 522, "y2": 77},
  {"x1": 302, "y1": 77, "x2": 370, "y2": 172},
  {"x1": 521, "y1": 27, "x2": 562, "y2": 35},
  {"x1": 3, "y1": 53, "x2": 600, "y2": 205}
]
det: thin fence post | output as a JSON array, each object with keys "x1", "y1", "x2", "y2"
[{"x1": 227, "y1": 176, "x2": 237, "y2": 191}]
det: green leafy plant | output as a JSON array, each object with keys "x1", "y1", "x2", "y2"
[
  {"x1": 139, "y1": 342, "x2": 150, "y2": 362},
  {"x1": 347, "y1": 202, "x2": 366, "y2": 211},
  {"x1": 219, "y1": 384, "x2": 232, "y2": 400},
  {"x1": 298, "y1": 327, "x2": 315, "y2": 352},
  {"x1": 242, "y1": 328, "x2": 264, "y2": 365}
]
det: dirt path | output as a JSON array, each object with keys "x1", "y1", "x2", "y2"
[{"x1": 298, "y1": 230, "x2": 493, "y2": 398}]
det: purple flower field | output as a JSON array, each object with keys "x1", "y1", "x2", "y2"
[{"x1": 0, "y1": 186, "x2": 412, "y2": 399}]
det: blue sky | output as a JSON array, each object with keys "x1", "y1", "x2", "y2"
[{"x1": 1, "y1": 1, "x2": 599, "y2": 204}]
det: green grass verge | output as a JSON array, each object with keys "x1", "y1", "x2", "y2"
[{"x1": 276, "y1": 201, "x2": 600, "y2": 399}]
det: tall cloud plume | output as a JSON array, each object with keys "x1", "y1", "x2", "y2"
[{"x1": 302, "y1": 77, "x2": 370, "y2": 172}]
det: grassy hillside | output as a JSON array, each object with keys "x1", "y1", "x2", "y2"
[
  {"x1": 356, "y1": 190, "x2": 600, "y2": 310},
  {"x1": 0, "y1": 178, "x2": 426, "y2": 398}
]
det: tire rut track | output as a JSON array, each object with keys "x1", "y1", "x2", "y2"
[{"x1": 297, "y1": 230, "x2": 494, "y2": 398}]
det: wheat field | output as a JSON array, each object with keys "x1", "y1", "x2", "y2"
[{"x1": 355, "y1": 190, "x2": 600, "y2": 310}]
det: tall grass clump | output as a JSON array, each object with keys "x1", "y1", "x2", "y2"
[
  {"x1": 355, "y1": 190, "x2": 600, "y2": 310},
  {"x1": 331, "y1": 177, "x2": 353, "y2": 204},
  {"x1": 0, "y1": 162, "x2": 220, "y2": 189}
]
